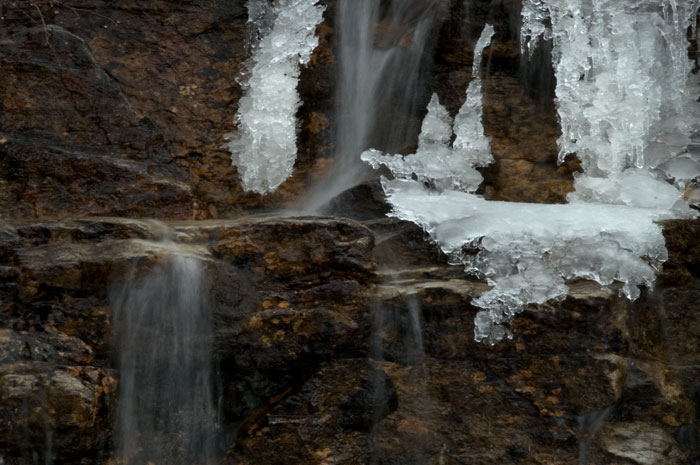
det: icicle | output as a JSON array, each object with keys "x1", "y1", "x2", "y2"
[{"x1": 226, "y1": 0, "x2": 326, "y2": 194}]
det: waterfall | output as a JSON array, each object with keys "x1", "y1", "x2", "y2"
[
  {"x1": 226, "y1": 0, "x2": 699, "y2": 345},
  {"x1": 369, "y1": 280, "x2": 430, "y2": 464},
  {"x1": 110, "y1": 250, "x2": 218, "y2": 464},
  {"x1": 302, "y1": 0, "x2": 443, "y2": 212}
]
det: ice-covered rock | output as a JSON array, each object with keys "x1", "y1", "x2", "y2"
[
  {"x1": 363, "y1": 9, "x2": 699, "y2": 344},
  {"x1": 521, "y1": 0, "x2": 700, "y2": 175},
  {"x1": 226, "y1": 0, "x2": 326, "y2": 194},
  {"x1": 381, "y1": 178, "x2": 673, "y2": 344},
  {"x1": 568, "y1": 169, "x2": 690, "y2": 212}
]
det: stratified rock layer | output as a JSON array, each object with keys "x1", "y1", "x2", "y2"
[
  {"x1": 1, "y1": 1, "x2": 700, "y2": 464},
  {"x1": 0, "y1": 216, "x2": 699, "y2": 464}
]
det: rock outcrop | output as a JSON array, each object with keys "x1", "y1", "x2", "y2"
[
  {"x1": 1, "y1": 0, "x2": 700, "y2": 464},
  {"x1": 0, "y1": 217, "x2": 376, "y2": 464},
  {"x1": 0, "y1": 216, "x2": 699, "y2": 464}
]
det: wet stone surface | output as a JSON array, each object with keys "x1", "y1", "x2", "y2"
[
  {"x1": 0, "y1": 0, "x2": 699, "y2": 464},
  {"x1": 0, "y1": 216, "x2": 698, "y2": 463}
]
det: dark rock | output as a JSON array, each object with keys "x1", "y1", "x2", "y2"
[
  {"x1": 319, "y1": 181, "x2": 392, "y2": 221},
  {"x1": 0, "y1": 26, "x2": 195, "y2": 219},
  {"x1": 0, "y1": 216, "x2": 377, "y2": 463},
  {"x1": 339, "y1": 368, "x2": 398, "y2": 431},
  {"x1": 0, "y1": 215, "x2": 699, "y2": 464},
  {"x1": 0, "y1": 0, "x2": 699, "y2": 463}
]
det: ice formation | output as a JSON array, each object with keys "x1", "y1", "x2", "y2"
[
  {"x1": 362, "y1": 15, "x2": 698, "y2": 344},
  {"x1": 361, "y1": 95, "x2": 484, "y2": 192},
  {"x1": 381, "y1": 179, "x2": 674, "y2": 343},
  {"x1": 361, "y1": 25, "x2": 495, "y2": 193},
  {"x1": 226, "y1": 0, "x2": 325, "y2": 194},
  {"x1": 453, "y1": 24, "x2": 495, "y2": 166},
  {"x1": 660, "y1": 155, "x2": 700, "y2": 190},
  {"x1": 521, "y1": 0, "x2": 700, "y2": 208}
]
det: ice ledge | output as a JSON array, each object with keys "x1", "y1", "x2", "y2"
[{"x1": 382, "y1": 178, "x2": 696, "y2": 345}]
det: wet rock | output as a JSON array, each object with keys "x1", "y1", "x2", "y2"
[
  {"x1": 367, "y1": 217, "x2": 449, "y2": 267},
  {"x1": 0, "y1": 363, "x2": 116, "y2": 465},
  {"x1": 206, "y1": 218, "x2": 376, "y2": 421},
  {"x1": 0, "y1": 329, "x2": 93, "y2": 365},
  {"x1": 211, "y1": 217, "x2": 375, "y2": 281},
  {"x1": 0, "y1": 0, "x2": 327, "y2": 218},
  {"x1": 0, "y1": 2, "x2": 698, "y2": 463},
  {"x1": 0, "y1": 215, "x2": 700, "y2": 464},
  {"x1": 0, "y1": 26, "x2": 195, "y2": 219},
  {"x1": 339, "y1": 368, "x2": 398, "y2": 431},
  {"x1": 319, "y1": 181, "x2": 392, "y2": 221},
  {"x1": 228, "y1": 359, "x2": 372, "y2": 465},
  {"x1": 598, "y1": 422, "x2": 683, "y2": 465},
  {"x1": 223, "y1": 219, "x2": 700, "y2": 464},
  {"x1": 0, "y1": 215, "x2": 378, "y2": 462}
]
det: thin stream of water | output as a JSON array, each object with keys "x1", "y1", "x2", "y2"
[
  {"x1": 301, "y1": 0, "x2": 443, "y2": 213},
  {"x1": 370, "y1": 271, "x2": 432, "y2": 464},
  {"x1": 110, "y1": 251, "x2": 219, "y2": 465}
]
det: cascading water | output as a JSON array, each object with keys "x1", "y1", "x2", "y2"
[
  {"x1": 302, "y1": 0, "x2": 443, "y2": 212},
  {"x1": 371, "y1": 279, "x2": 426, "y2": 367},
  {"x1": 369, "y1": 282, "x2": 433, "y2": 464},
  {"x1": 226, "y1": 0, "x2": 700, "y2": 347},
  {"x1": 110, "y1": 246, "x2": 219, "y2": 464}
]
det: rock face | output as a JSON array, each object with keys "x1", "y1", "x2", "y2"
[
  {"x1": 1, "y1": 0, "x2": 261, "y2": 219},
  {"x1": 225, "y1": 218, "x2": 700, "y2": 465},
  {"x1": 1, "y1": 0, "x2": 576, "y2": 221},
  {"x1": 0, "y1": 217, "x2": 377, "y2": 464},
  {"x1": 0, "y1": 23, "x2": 196, "y2": 219},
  {"x1": 1, "y1": 1, "x2": 700, "y2": 465},
  {"x1": 0, "y1": 216, "x2": 699, "y2": 464}
]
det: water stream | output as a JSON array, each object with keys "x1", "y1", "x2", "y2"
[
  {"x1": 110, "y1": 247, "x2": 219, "y2": 464},
  {"x1": 368, "y1": 261, "x2": 435, "y2": 463},
  {"x1": 111, "y1": 0, "x2": 700, "y2": 462},
  {"x1": 301, "y1": 0, "x2": 443, "y2": 212}
]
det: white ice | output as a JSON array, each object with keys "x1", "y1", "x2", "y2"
[
  {"x1": 226, "y1": 0, "x2": 325, "y2": 194},
  {"x1": 362, "y1": 14, "x2": 698, "y2": 345},
  {"x1": 381, "y1": 178, "x2": 673, "y2": 344},
  {"x1": 521, "y1": 0, "x2": 700, "y2": 175},
  {"x1": 361, "y1": 94, "x2": 484, "y2": 192},
  {"x1": 361, "y1": 24, "x2": 494, "y2": 193}
]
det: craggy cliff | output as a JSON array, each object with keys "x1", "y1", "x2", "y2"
[{"x1": 2, "y1": 1, "x2": 700, "y2": 464}]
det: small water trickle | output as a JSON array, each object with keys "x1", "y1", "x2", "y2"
[
  {"x1": 110, "y1": 250, "x2": 219, "y2": 464},
  {"x1": 577, "y1": 406, "x2": 615, "y2": 465},
  {"x1": 369, "y1": 271, "x2": 432, "y2": 464},
  {"x1": 370, "y1": 288, "x2": 426, "y2": 367},
  {"x1": 301, "y1": 0, "x2": 443, "y2": 213},
  {"x1": 43, "y1": 430, "x2": 52, "y2": 465}
]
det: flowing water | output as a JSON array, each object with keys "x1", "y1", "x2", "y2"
[
  {"x1": 302, "y1": 0, "x2": 443, "y2": 212},
  {"x1": 110, "y1": 249, "x2": 218, "y2": 465},
  {"x1": 370, "y1": 272, "x2": 432, "y2": 464},
  {"x1": 577, "y1": 406, "x2": 615, "y2": 464}
]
